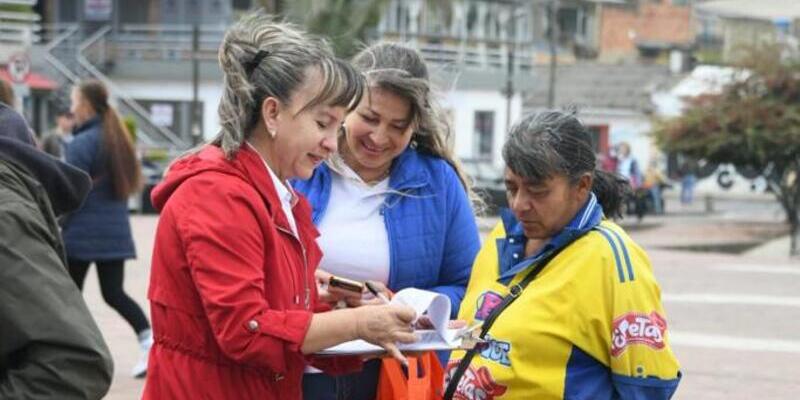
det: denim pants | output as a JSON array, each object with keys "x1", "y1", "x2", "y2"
[{"x1": 302, "y1": 359, "x2": 381, "y2": 400}]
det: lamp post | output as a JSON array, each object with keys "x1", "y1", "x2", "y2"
[
  {"x1": 504, "y1": 35, "x2": 515, "y2": 134},
  {"x1": 547, "y1": 0, "x2": 559, "y2": 108},
  {"x1": 191, "y1": 23, "x2": 201, "y2": 146}
]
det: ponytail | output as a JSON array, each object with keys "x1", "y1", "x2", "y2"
[
  {"x1": 76, "y1": 79, "x2": 142, "y2": 200},
  {"x1": 592, "y1": 169, "x2": 629, "y2": 219},
  {"x1": 101, "y1": 106, "x2": 142, "y2": 200}
]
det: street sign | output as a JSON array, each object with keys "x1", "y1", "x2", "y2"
[
  {"x1": 85, "y1": 0, "x2": 112, "y2": 21},
  {"x1": 7, "y1": 52, "x2": 31, "y2": 84}
]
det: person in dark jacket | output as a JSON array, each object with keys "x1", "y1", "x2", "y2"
[
  {"x1": 40, "y1": 108, "x2": 75, "y2": 160},
  {"x1": 0, "y1": 103, "x2": 114, "y2": 399},
  {"x1": 62, "y1": 79, "x2": 152, "y2": 378}
]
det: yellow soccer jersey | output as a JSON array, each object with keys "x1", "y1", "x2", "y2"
[{"x1": 445, "y1": 201, "x2": 681, "y2": 400}]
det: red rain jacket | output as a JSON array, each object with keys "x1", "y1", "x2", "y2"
[{"x1": 142, "y1": 145, "x2": 356, "y2": 399}]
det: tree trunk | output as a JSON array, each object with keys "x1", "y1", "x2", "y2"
[
  {"x1": 789, "y1": 208, "x2": 799, "y2": 257},
  {"x1": 787, "y1": 166, "x2": 799, "y2": 257},
  {"x1": 768, "y1": 179, "x2": 798, "y2": 257}
]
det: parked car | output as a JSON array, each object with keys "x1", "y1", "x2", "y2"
[{"x1": 462, "y1": 158, "x2": 507, "y2": 215}]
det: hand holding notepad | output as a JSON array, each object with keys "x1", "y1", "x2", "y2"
[{"x1": 316, "y1": 288, "x2": 468, "y2": 356}]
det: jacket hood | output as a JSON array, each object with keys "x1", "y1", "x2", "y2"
[
  {"x1": 0, "y1": 103, "x2": 35, "y2": 145},
  {"x1": 0, "y1": 137, "x2": 91, "y2": 216},
  {"x1": 151, "y1": 145, "x2": 248, "y2": 211},
  {"x1": 0, "y1": 104, "x2": 91, "y2": 216}
]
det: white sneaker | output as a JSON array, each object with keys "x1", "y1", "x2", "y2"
[{"x1": 132, "y1": 329, "x2": 153, "y2": 378}]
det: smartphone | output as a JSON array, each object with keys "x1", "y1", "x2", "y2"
[{"x1": 328, "y1": 275, "x2": 365, "y2": 294}]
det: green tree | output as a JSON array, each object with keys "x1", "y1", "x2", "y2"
[
  {"x1": 256, "y1": 0, "x2": 389, "y2": 58},
  {"x1": 654, "y1": 47, "x2": 800, "y2": 256},
  {"x1": 0, "y1": 4, "x2": 34, "y2": 13}
]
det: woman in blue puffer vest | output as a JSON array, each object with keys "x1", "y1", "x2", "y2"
[{"x1": 294, "y1": 43, "x2": 481, "y2": 400}]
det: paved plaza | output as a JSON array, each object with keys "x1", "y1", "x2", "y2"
[{"x1": 83, "y1": 195, "x2": 799, "y2": 399}]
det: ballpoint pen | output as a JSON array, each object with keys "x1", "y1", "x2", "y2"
[{"x1": 364, "y1": 281, "x2": 392, "y2": 304}]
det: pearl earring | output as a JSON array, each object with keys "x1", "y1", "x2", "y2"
[{"x1": 268, "y1": 128, "x2": 276, "y2": 139}]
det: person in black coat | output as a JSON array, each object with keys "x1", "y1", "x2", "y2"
[
  {"x1": 0, "y1": 103, "x2": 114, "y2": 399},
  {"x1": 62, "y1": 80, "x2": 152, "y2": 378}
]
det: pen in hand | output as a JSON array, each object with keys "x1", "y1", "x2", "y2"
[
  {"x1": 364, "y1": 281, "x2": 412, "y2": 367},
  {"x1": 364, "y1": 281, "x2": 391, "y2": 304}
]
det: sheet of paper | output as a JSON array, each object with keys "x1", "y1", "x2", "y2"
[{"x1": 316, "y1": 288, "x2": 463, "y2": 356}]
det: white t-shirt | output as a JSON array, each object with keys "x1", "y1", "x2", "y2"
[
  {"x1": 246, "y1": 143, "x2": 298, "y2": 237},
  {"x1": 316, "y1": 157, "x2": 391, "y2": 284}
]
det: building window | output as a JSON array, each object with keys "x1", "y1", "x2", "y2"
[{"x1": 473, "y1": 111, "x2": 494, "y2": 159}]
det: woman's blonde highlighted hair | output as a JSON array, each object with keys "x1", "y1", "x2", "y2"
[{"x1": 215, "y1": 12, "x2": 363, "y2": 157}]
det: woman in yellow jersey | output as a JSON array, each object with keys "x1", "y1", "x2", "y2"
[{"x1": 444, "y1": 110, "x2": 681, "y2": 400}]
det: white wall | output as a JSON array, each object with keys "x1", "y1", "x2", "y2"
[
  {"x1": 581, "y1": 110, "x2": 659, "y2": 167},
  {"x1": 114, "y1": 79, "x2": 527, "y2": 174},
  {"x1": 441, "y1": 89, "x2": 523, "y2": 169},
  {"x1": 114, "y1": 79, "x2": 224, "y2": 141}
]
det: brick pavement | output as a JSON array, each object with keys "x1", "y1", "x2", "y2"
[{"x1": 87, "y1": 205, "x2": 797, "y2": 399}]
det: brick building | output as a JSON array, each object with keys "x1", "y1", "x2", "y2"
[{"x1": 597, "y1": 0, "x2": 694, "y2": 61}]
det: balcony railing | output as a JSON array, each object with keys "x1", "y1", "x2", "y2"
[
  {"x1": 414, "y1": 42, "x2": 534, "y2": 71},
  {"x1": 0, "y1": 10, "x2": 40, "y2": 46},
  {"x1": 97, "y1": 23, "x2": 532, "y2": 71},
  {"x1": 111, "y1": 24, "x2": 225, "y2": 62}
]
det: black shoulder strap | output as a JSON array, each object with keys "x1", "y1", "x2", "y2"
[{"x1": 442, "y1": 246, "x2": 562, "y2": 400}]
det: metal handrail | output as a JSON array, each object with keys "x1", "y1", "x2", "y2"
[
  {"x1": 119, "y1": 23, "x2": 226, "y2": 32},
  {"x1": 43, "y1": 24, "x2": 80, "y2": 84},
  {"x1": 77, "y1": 26, "x2": 188, "y2": 149},
  {"x1": 415, "y1": 42, "x2": 534, "y2": 69},
  {"x1": 39, "y1": 23, "x2": 78, "y2": 41},
  {"x1": 111, "y1": 24, "x2": 223, "y2": 61},
  {"x1": 0, "y1": 10, "x2": 40, "y2": 21}
]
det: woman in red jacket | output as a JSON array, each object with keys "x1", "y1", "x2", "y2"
[{"x1": 142, "y1": 13, "x2": 417, "y2": 400}]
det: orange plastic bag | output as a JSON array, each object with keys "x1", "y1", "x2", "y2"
[{"x1": 376, "y1": 352, "x2": 444, "y2": 400}]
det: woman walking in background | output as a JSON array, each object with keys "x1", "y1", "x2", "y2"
[{"x1": 63, "y1": 79, "x2": 153, "y2": 378}]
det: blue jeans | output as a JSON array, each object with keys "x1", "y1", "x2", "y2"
[
  {"x1": 302, "y1": 359, "x2": 381, "y2": 400},
  {"x1": 649, "y1": 185, "x2": 663, "y2": 214},
  {"x1": 681, "y1": 174, "x2": 696, "y2": 204}
]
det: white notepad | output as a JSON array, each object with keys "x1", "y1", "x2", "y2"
[{"x1": 316, "y1": 288, "x2": 463, "y2": 355}]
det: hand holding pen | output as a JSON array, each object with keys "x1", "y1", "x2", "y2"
[{"x1": 364, "y1": 281, "x2": 392, "y2": 304}]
